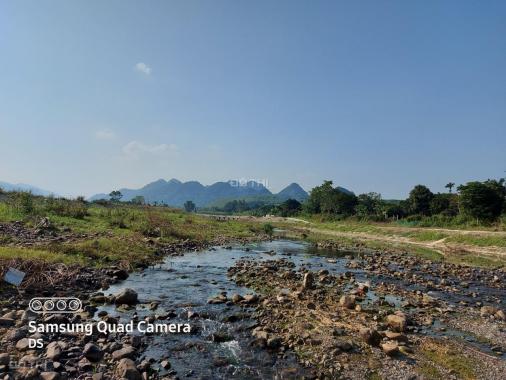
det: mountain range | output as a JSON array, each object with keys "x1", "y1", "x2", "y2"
[
  {"x1": 89, "y1": 179, "x2": 309, "y2": 207},
  {"x1": 0, "y1": 181, "x2": 54, "y2": 196}
]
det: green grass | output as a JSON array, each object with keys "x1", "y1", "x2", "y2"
[
  {"x1": 0, "y1": 194, "x2": 263, "y2": 270},
  {"x1": 446, "y1": 234, "x2": 506, "y2": 248},
  {"x1": 0, "y1": 202, "x2": 24, "y2": 221},
  {"x1": 446, "y1": 253, "x2": 504, "y2": 269},
  {"x1": 0, "y1": 246, "x2": 88, "y2": 266},
  {"x1": 419, "y1": 341, "x2": 477, "y2": 380},
  {"x1": 47, "y1": 237, "x2": 156, "y2": 267}
]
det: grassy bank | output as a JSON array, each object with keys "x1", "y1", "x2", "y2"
[
  {"x1": 274, "y1": 218, "x2": 506, "y2": 269},
  {"x1": 0, "y1": 195, "x2": 263, "y2": 270}
]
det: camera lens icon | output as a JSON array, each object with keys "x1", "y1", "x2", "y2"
[
  {"x1": 56, "y1": 300, "x2": 67, "y2": 311},
  {"x1": 43, "y1": 300, "x2": 55, "y2": 311},
  {"x1": 29, "y1": 299, "x2": 43, "y2": 312},
  {"x1": 68, "y1": 299, "x2": 81, "y2": 311}
]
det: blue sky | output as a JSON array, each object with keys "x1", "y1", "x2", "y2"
[{"x1": 1, "y1": 0, "x2": 505, "y2": 198}]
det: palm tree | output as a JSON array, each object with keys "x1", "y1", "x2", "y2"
[{"x1": 445, "y1": 182, "x2": 455, "y2": 193}]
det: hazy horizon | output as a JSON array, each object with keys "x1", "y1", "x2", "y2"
[{"x1": 1, "y1": 1, "x2": 505, "y2": 199}]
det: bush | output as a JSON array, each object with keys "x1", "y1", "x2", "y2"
[
  {"x1": 44, "y1": 197, "x2": 88, "y2": 219},
  {"x1": 14, "y1": 192, "x2": 35, "y2": 214},
  {"x1": 263, "y1": 223, "x2": 274, "y2": 236}
]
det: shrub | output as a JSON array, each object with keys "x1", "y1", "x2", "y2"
[{"x1": 263, "y1": 223, "x2": 274, "y2": 236}]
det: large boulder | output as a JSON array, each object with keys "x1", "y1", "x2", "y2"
[{"x1": 114, "y1": 288, "x2": 138, "y2": 305}]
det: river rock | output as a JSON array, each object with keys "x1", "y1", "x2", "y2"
[
  {"x1": 18, "y1": 367, "x2": 39, "y2": 379},
  {"x1": 208, "y1": 293, "x2": 228, "y2": 304},
  {"x1": 83, "y1": 342, "x2": 104, "y2": 362},
  {"x1": 112, "y1": 269, "x2": 129, "y2": 280},
  {"x1": 385, "y1": 331, "x2": 408, "y2": 342},
  {"x1": 232, "y1": 294, "x2": 244, "y2": 303},
  {"x1": 40, "y1": 372, "x2": 61, "y2": 380},
  {"x1": 116, "y1": 358, "x2": 141, "y2": 380},
  {"x1": 0, "y1": 353, "x2": 9, "y2": 366},
  {"x1": 267, "y1": 336, "x2": 282, "y2": 349},
  {"x1": 2, "y1": 311, "x2": 17, "y2": 320},
  {"x1": 243, "y1": 294, "x2": 259, "y2": 304},
  {"x1": 112, "y1": 345, "x2": 136, "y2": 360},
  {"x1": 252, "y1": 328, "x2": 269, "y2": 340},
  {"x1": 480, "y1": 305, "x2": 497, "y2": 316},
  {"x1": 46, "y1": 341, "x2": 63, "y2": 360},
  {"x1": 302, "y1": 272, "x2": 314, "y2": 290},
  {"x1": 339, "y1": 295, "x2": 356, "y2": 309},
  {"x1": 114, "y1": 288, "x2": 138, "y2": 305},
  {"x1": 495, "y1": 309, "x2": 506, "y2": 321},
  {"x1": 160, "y1": 359, "x2": 171, "y2": 369},
  {"x1": 0, "y1": 318, "x2": 14, "y2": 327},
  {"x1": 359, "y1": 327, "x2": 381, "y2": 346},
  {"x1": 15, "y1": 338, "x2": 30, "y2": 351},
  {"x1": 78, "y1": 358, "x2": 93, "y2": 371},
  {"x1": 381, "y1": 341, "x2": 399, "y2": 356},
  {"x1": 386, "y1": 314, "x2": 407, "y2": 332}
]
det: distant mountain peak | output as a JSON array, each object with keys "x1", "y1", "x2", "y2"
[
  {"x1": 277, "y1": 183, "x2": 308, "y2": 201},
  {"x1": 150, "y1": 178, "x2": 168, "y2": 185}
]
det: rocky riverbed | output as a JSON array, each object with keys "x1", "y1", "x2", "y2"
[
  {"x1": 228, "y1": 243, "x2": 506, "y2": 379},
  {"x1": 1, "y1": 240, "x2": 505, "y2": 379}
]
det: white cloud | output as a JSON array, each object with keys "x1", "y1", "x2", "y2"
[
  {"x1": 134, "y1": 62, "x2": 152, "y2": 75},
  {"x1": 122, "y1": 140, "x2": 178, "y2": 159},
  {"x1": 95, "y1": 129, "x2": 116, "y2": 140}
]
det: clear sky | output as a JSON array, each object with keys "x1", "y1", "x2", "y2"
[{"x1": 1, "y1": 0, "x2": 505, "y2": 198}]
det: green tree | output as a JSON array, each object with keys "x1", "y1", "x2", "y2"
[
  {"x1": 407, "y1": 185, "x2": 434, "y2": 215},
  {"x1": 184, "y1": 200, "x2": 196, "y2": 213},
  {"x1": 355, "y1": 192, "x2": 383, "y2": 218},
  {"x1": 109, "y1": 190, "x2": 123, "y2": 202},
  {"x1": 305, "y1": 180, "x2": 357, "y2": 216},
  {"x1": 430, "y1": 193, "x2": 458, "y2": 216},
  {"x1": 445, "y1": 182, "x2": 455, "y2": 193},
  {"x1": 276, "y1": 198, "x2": 302, "y2": 217},
  {"x1": 223, "y1": 200, "x2": 249, "y2": 213},
  {"x1": 304, "y1": 180, "x2": 334, "y2": 214},
  {"x1": 458, "y1": 180, "x2": 504, "y2": 221}
]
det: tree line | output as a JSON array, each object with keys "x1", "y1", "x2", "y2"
[{"x1": 268, "y1": 179, "x2": 506, "y2": 224}]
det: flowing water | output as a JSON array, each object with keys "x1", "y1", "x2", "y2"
[{"x1": 96, "y1": 240, "x2": 505, "y2": 379}]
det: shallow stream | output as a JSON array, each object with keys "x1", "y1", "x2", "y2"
[{"x1": 96, "y1": 240, "x2": 505, "y2": 378}]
